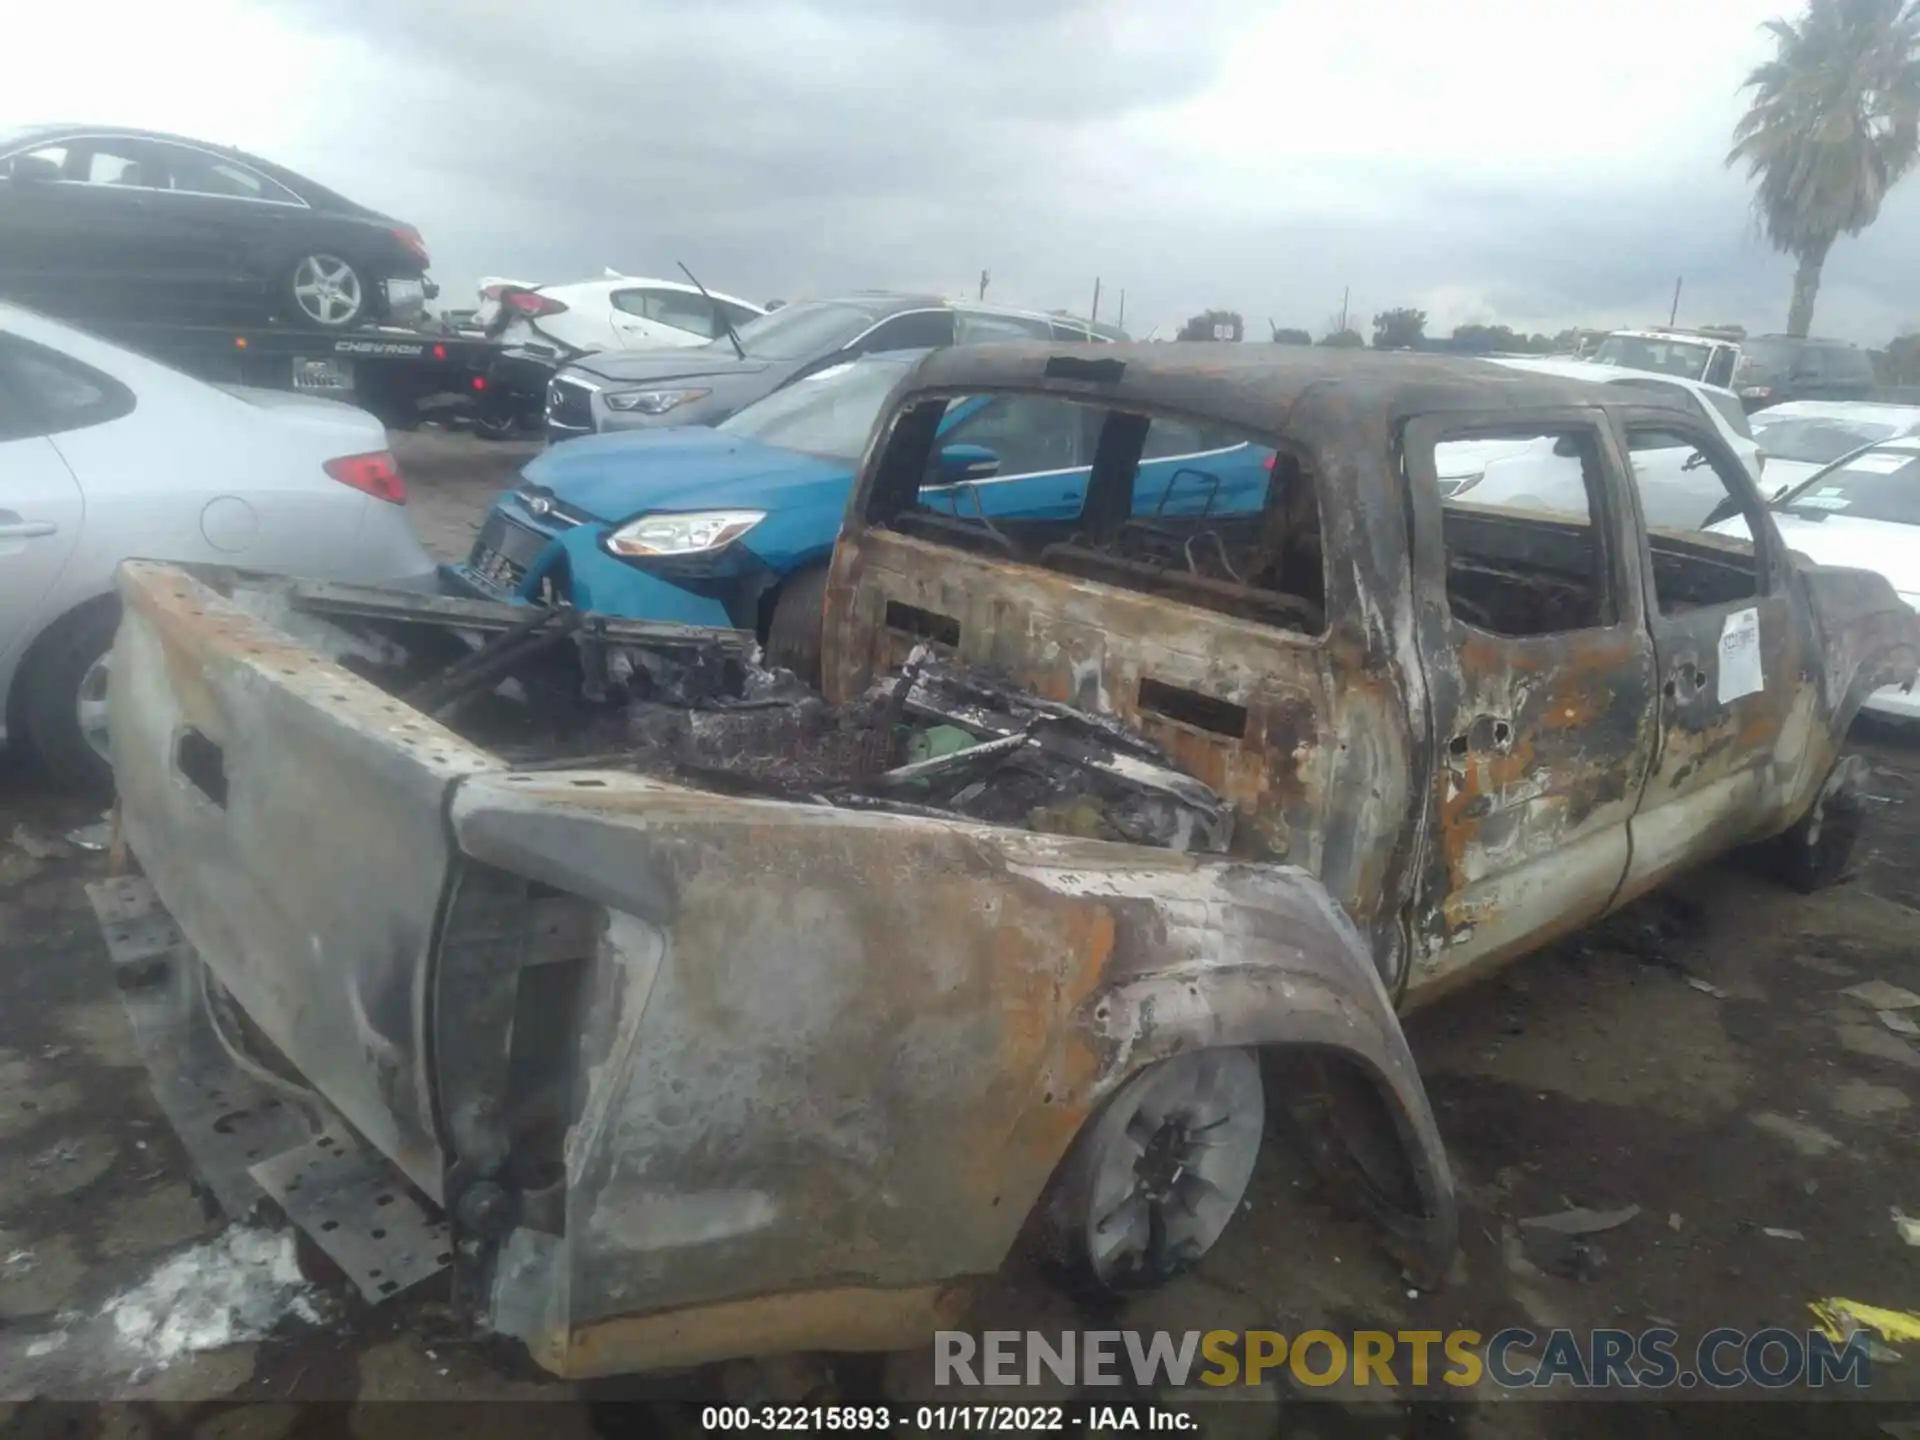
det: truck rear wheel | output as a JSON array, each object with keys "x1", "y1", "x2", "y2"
[{"x1": 1036, "y1": 1048, "x2": 1265, "y2": 1291}]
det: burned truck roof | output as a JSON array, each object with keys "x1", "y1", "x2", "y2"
[{"x1": 881, "y1": 340, "x2": 1699, "y2": 438}]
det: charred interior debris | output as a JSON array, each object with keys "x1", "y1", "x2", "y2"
[{"x1": 275, "y1": 581, "x2": 1235, "y2": 855}]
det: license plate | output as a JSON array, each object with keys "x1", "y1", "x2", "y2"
[
  {"x1": 468, "y1": 549, "x2": 522, "y2": 592},
  {"x1": 386, "y1": 279, "x2": 425, "y2": 309},
  {"x1": 293, "y1": 357, "x2": 354, "y2": 393},
  {"x1": 469, "y1": 513, "x2": 552, "y2": 591}
]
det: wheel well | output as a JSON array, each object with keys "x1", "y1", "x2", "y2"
[
  {"x1": 753, "y1": 575, "x2": 784, "y2": 641},
  {"x1": 753, "y1": 559, "x2": 830, "y2": 641},
  {"x1": 1261, "y1": 1044, "x2": 1430, "y2": 1223},
  {"x1": 5, "y1": 591, "x2": 118, "y2": 740}
]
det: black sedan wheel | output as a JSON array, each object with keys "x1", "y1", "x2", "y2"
[{"x1": 289, "y1": 254, "x2": 366, "y2": 328}]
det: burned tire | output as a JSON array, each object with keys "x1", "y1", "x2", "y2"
[
  {"x1": 1756, "y1": 773, "x2": 1864, "y2": 895},
  {"x1": 764, "y1": 564, "x2": 829, "y2": 686},
  {"x1": 1035, "y1": 1048, "x2": 1265, "y2": 1292},
  {"x1": 14, "y1": 597, "x2": 119, "y2": 799}
]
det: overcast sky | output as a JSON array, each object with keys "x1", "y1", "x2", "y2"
[{"x1": 13, "y1": 0, "x2": 1920, "y2": 343}]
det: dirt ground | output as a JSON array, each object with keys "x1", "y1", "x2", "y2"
[{"x1": 2, "y1": 431, "x2": 1919, "y2": 1436}]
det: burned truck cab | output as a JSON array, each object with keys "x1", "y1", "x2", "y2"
[{"x1": 825, "y1": 343, "x2": 1918, "y2": 1002}]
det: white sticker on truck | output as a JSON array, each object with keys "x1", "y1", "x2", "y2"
[{"x1": 1718, "y1": 606, "x2": 1763, "y2": 703}]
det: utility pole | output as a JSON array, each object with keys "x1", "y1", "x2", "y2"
[
  {"x1": 1339, "y1": 286, "x2": 1350, "y2": 335},
  {"x1": 1090, "y1": 277, "x2": 1101, "y2": 323},
  {"x1": 1116, "y1": 289, "x2": 1125, "y2": 331},
  {"x1": 1668, "y1": 276, "x2": 1682, "y2": 327},
  {"x1": 978, "y1": 268, "x2": 990, "y2": 300}
]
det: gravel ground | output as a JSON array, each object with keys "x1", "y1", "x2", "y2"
[{"x1": 2, "y1": 431, "x2": 1919, "y2": 1436}]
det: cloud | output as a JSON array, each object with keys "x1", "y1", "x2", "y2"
[{"x1": 9, "y1": 0, "x2": 1920, "y2": 342}]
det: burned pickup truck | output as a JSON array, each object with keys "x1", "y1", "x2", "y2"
[{"x1": 101, "y1": 345, "x2": 1918, "y2": 1379}]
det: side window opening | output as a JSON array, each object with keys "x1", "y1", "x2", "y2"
[
  {"x1": 870, "y1": 394, "x2": 1321, "y2": 636},
  {"x1": 151, "y1": 144, "x2": 300, "y2": 203},
  {"x1": 955, "y1": 312, "x2": 1052, "y2": 344},
  {"x1": 1431, "y1": 427, "x2": 1614, "y2": 637},
  {"x1": 0, "y1": 335, "x2": 136, "y2": 440},
  {"x1": 939, "y1": 395, "x2": 1091, "y2": 476},
  {"x1": 1627, "y1": 423, "x2": 1764, "y2": 614},
  {"x1": 857, "y1": 310, "x2": 956, "y2": 353},
  {"x1": 634, "y1": 289, "x2": 719, "y2": 337}
]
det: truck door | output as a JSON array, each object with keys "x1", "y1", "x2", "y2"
[
  {"x1": 1616, "y1": 408, "x2": 1814, "y2": 898},
  {"x1": 1401, "y1": 410, "x2": 1657, "y2": 995}
]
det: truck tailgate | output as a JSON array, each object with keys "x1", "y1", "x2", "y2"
[{"x1": 109, "y1": 560, "x2": 505, "y2": 1201}]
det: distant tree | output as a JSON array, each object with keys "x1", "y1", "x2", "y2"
[
  {"x1": 1372, "y1": 307, "x2": 1428, "y2": 349},
  {"x1": 1318, "y1": 328, "x2": 1365, "y2": 348},
  {"x1": 1450, "y1": 323, "x2": 1520, "y2": 352},
  {"x1": 1883, "y1": 328, "x2": 1920, "y2": 382},
  {"x1": 1177, "y1": 309, "x2": 1245, "y2": 341},
  {"x1": 1268, "y1": 322, "x2": 1313, "y2": 344},
  {"x1": 1729, "y1": 0, "x2": 1920, "y2": 336}
]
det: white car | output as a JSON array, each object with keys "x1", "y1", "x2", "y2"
[
  {"x1": 475, "y1": 273, "x2": 766, "y2": 363},
  {"x1": 1437, "y1": 357, "x2": 1763, "y2": 530},
  {"x1": 1707, "y1": 438, "x2": 1920, "y2": 722},
  {"x1": 1746, "y1": 400, "x2": 1920, "y2": 496},
  {"x1": 0, "y1": 302, "x2": 436, "y2": 791}
]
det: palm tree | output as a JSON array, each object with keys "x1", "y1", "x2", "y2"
[{"x1": 1728, "y1": 0, "x2": 1920, "y2": 336}]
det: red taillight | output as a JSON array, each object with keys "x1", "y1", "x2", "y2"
[
  {"x1": 504, "y1": 290, "x2": 568, "y2": 318},
  {"x1": 392, "y1": 225, "x2": 430, "y2": 265},
  {"x1": 1262, "y1": 452, "x2": 1277, "y2": 472},
  {"x1": 324, "y1": 451, "x2": 406, "y2": 505},
  {"x1": 472, "y1": 375, "x2": 487, "y2": 391}
]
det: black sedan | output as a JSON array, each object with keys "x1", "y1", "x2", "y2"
[{"x1": 0, "y1": 125, "x2": 432, "y2": 331}]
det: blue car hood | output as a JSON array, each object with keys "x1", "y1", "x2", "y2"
[{"x1": 518, "y1": 426, "x2": 854, "y2": 523}]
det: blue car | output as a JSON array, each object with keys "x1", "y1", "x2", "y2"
[{"x1": 451, "y1": 351, "x2": 1274, "y2": 675}]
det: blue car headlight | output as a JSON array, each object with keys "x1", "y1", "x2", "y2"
[{"x1": 604, "y1": 510, "x2": 766, "y2": 558}]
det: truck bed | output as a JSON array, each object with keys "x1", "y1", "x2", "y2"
[{"x1": 104, "y1": 560, "x2": 1455, "y2": 1378}]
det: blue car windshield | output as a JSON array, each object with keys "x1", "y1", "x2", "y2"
[{"x1": 717, "y1": 358, "x2": 912, "y2": 463}]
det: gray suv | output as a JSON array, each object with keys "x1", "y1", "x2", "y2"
[
  {"x1": 544, "y1": 293, "x2": 1121, "y2": 442},
  {"x1": 1735, "y1": 335, "x2": 1879, "y2": 411}
]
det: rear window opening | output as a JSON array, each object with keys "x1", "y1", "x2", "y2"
[{"x1": 863, "y1": 394, "x2": 1328, "y2": 638}]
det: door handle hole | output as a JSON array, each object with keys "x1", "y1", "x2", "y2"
[{"x1": 176, "y1": 728, "x2": 228, "y2": 808}]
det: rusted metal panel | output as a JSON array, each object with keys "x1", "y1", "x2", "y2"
[
  {"x1": 109, "y1": 560, "x2": 505, "y2": 1203},
  {"x1": 446, "y1": 774, "x2": 1454, "y2": 1375},
  {"x1": 1395, "y1": 413, "x2": 1661, "y2": 996},
  {"x1": 825, "y1": 373, "x2": 1430, "y2": 993}
]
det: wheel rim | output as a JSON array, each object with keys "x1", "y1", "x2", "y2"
[
  {"x1": 292, "y1": 255, "x2": 362, "y2": 326},
  {"x1": 1079, "y1": 1048, "x2": 1265, "y2": 1287},
  {"x1": 76, "y1": 653, "x2": 112, "y2": 764}
]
